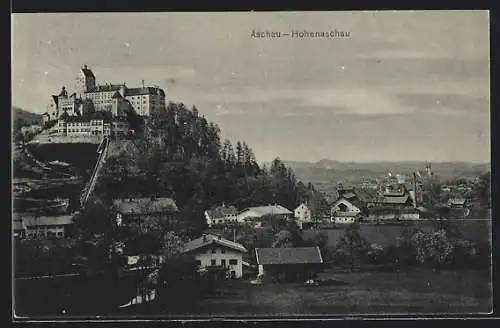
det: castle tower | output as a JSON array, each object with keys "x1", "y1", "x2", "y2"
[{"x1": 76, "y1": 64, "x2": 96, "y2": 97}]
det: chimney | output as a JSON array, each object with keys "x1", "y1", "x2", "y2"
[{"x1": 142, "y1": 80, "x2": 145, "y2": 88}]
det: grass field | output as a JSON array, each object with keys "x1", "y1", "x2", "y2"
[
  {"x1": 302, "y1": 220, "x2": 491, "y2": 248},
  {"x1": 141, "y1": 268, "x2": 492, "y2": 317}
]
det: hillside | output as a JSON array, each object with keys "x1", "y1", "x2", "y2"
[{"x1": 13, "y1": 106, "x2": 43, "y2": 126}]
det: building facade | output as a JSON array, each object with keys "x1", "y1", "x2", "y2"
[
  {"x1": 13, "y1": 215, "x2": 73, "y2": 239},
  {"x1": 46, "y1": 65, "x2": 167, "y2": 122},
  {"x1": 294, "y1": 203, "x2": 312, "y2": 221},
  {"x1": 112, "y1": 196, "x2": 179, "y2": 229},
  {"x1": 55, "y1": 116, "x2": 132, "y2": 138},
  {"x1": 204, "y1": 204, "x2": 239, "y2": 227},
  {"x1": 182, "y1": 234, "x2": 248, "y2": 279}
]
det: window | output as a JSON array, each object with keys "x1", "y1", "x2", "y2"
[
  {"x1": 338, "y1": 203, "x2": 348, "y2": 212},
  {"x1": 221, "y1": 248, "x2": 226, "y2": 254},
  {"x1": 57, "y1": 232, "x2": 63, "y2": 237},
  {"x1": 229, "y1": 259, "x2": 237, "y2": 265},
  {"x1": 211, "y1": 248, "x2": 216, "y2": 254},
  {"x1": 211, "y1": 259, "x2": 216, "y2": 266},
  {"x1": 221, "y1": 259, "x2": 226, "y2": 267},
  {"x1": 196, "y1": 260, "x2": 202, "y2": 266}
]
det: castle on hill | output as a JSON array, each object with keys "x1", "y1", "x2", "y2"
[{"x1": 44, "y1": 65, "x2": 166, "y2": 122}]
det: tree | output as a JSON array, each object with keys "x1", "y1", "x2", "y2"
[
  {"x1": 336, "y1": 223, "x2": 369, "y2": 271},
  {"x1": 422, "y1": 175, "x2": 442, "y2": 211},
  {"x1": 412, "y1": 229, "x2": 454, "y2": 270},
  {"x1": 74, "y1": 197, "x2": 114, "y2": 237},
  {"x1": 477, "y1": 172, "x2": 491, "y2": 208},
  {"x1": 272, "y1": 230, "x2": 293, "y2": 248},
  {"x1": 160, "y1": 231, "x2": 185, "y2": 260}
]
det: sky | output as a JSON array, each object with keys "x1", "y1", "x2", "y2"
[{"x1": 12, "y1": 11, "x2": 490, "y2": 163}]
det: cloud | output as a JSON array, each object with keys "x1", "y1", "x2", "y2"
[
  {"x1": 202, "y1": 87, "x2": 417, "y2": 118},
  {"x1": 301, "y1": 89, "x2": 416, "y2": 116}
]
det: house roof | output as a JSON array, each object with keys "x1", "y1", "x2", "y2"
[
  {"x1": 13, "y1": 215, "x2": 73, "y2": 229},
  {"x1": 342, "y1": 192, "x2": 357, "y2": 199},
  {"x1": 380, "y1": 195, "x2": 410, "y2": 204},
  {"x1": 206, "y1": 204, "x2": 238, "y2": 219},
  {"x1": 113, "y1": 197, "x2": 179, "y2": 215},
  {"x1": 355, "y1": 188, "x2": 377, "y2": 203},
  {"x1": 51, "y1": 95, "x2": 59, "y2": 105},
  {"x1": 13, "y1": 221, "x2": 26, "y2": 231},
  {"x1": 294, "y1": 203, "x2": 309, "y2": 211},
  {"x1": 183, "y1": 234, "x2": 247, "y2": 254},
  {"x1": 126, "y1": 87, "x2": 165, "y2": 97},
  {"x1": 240, "y1": 205, "x2": 292, "y2": 217},
  {"x1": 255, "y1": 247, "x2": 323, "y2": 265},
  {"x1": 85, "y1": 84, "x2": 123, "y2": 93},
  {"x1": 332, "y1": 196, "x2": 366, "y2": 212},
  {"x1": 111, "y1": 91, "x2": 122, "y2": 99}
]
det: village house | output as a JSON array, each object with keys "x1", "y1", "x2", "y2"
[
  {"x1": 182, "y1": 234, "x2": 248, "y2": 279},
  {"x1": 255, "y1": 247, "x2": 324, "y2": 282},
  {"x1": 13, "y1": 215, "x2": 74, "y2": 239},
  {"x1": 236, "y1": 204, "x2": 293, "y2": 227},
  {"x1": 330, "y1": 197, "x2": 364, "y2": 224},
  {"x1": 330, "y1": 187, "x2": 376, "y2": 224},
  {"x1": 294, "y1": 203, "x2": 312, "y2": 229},
  {"x1": 367, "y1": 182, "x2": 421, "y2": 222},
  {"x1": 112, "y1": 196, "x2": 179, "y2": 229},
  {"x1": 204, "y1": 204, "x2": 239, "y2": 227}
]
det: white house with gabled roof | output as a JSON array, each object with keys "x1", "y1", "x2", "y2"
[
  {"x1": 294, "y1": 203, "x2": 312, "y2": 229},
  {"x1": 182, "y1": 234, "x2": 247, "y2": 279}
]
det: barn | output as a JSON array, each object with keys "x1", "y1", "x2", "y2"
[{"x1": 255, "y1": 247, "x2": 324, "y2": 282}]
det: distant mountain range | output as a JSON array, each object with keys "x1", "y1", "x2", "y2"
[
  {"x1": 13, "y1": 106, "x2": 43, "y2": 125},
  {"x1": 265, "y1": 159, "x2": 490, "y2": 197}
]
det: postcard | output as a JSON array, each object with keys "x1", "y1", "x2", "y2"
[{"x1": 12, "y1": 11, "x2": 492, "y2": 320}]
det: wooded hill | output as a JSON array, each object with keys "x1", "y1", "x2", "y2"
[{"x1": 95, "y1": 101, "x2": 329, "y2": 236}]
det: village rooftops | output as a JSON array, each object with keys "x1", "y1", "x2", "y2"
[
  {"x1": 255, "y1": 247, "x2": 323, "y2": 265},
  {"x1": 112, "y1": 197, "x2": 179, "y2": 215},
  {"x1": 182, "y1": 234, "x2": 247, "y2": 254},
  {"x1": 240, "y1": 205, "x2": 292, "y2": 216}
]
